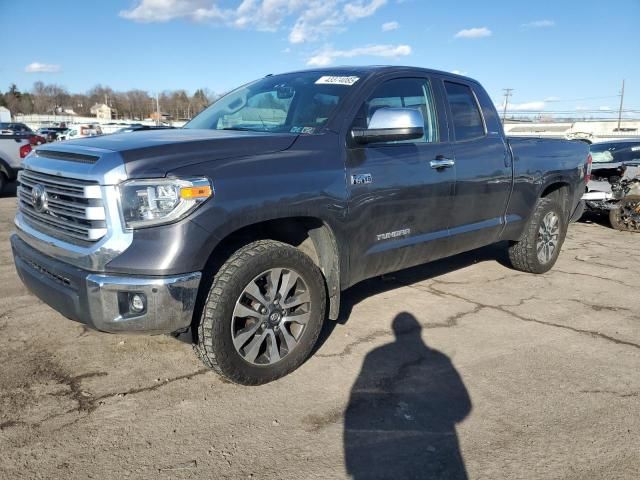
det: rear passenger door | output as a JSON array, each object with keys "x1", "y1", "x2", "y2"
[
  {"x1": 346, "y1": 76, "x2": 455, "y2": 284},
  {"x1": 443, "y1": 80, "x2": 511, "y2": 253}
]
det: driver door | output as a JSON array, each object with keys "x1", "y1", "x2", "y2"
[{"x1": 346, "y1": 77, "x2": 455, "y2": 284}]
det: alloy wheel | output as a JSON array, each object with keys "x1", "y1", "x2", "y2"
[
  {"x1": 536, "y1": 211, "x2": 560, "y2": 264},
  {"x1": 231, "y1": 268, "x2": 311, "y2": 365}
]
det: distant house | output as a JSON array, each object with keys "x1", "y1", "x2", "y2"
[
  {"x1": 0, "y1": 106, "x2": 11, "y2": 122},
  {"x1": 90, "y1": 103, "x2": 116, "y2": 120},
  {"x1": 149, "y1": 111, "x2": 172, "y2": 122}
]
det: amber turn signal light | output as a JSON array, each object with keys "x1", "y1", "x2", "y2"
[{"x1": 180, "y1": 186, "x2": 213, "y2": 199}]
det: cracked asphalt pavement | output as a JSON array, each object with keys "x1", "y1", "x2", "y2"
[{"x1": 1, "y1": 190, "x2": 639, "y2": 479}]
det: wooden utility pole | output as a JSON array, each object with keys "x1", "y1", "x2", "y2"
[
  {"x1": 156, "y1": 92, "x2": 161, "y2": 126},
  {"x1": 617, "y1": 80, "x2": 625, "y2": 131},
  {"x1": 502, "y1": 88, "x2": 514, "y2": 123}
]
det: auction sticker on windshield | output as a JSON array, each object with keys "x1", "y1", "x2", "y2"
[{"x1": 315, "y1": 76, "x2": 360, "y2": 86}]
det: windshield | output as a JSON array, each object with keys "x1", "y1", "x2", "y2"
[
  {"x1": 590, "y1": 142, "x2": 640, "y2": 163},
  {"x1": 185, "y1": 71, "x2": 361, "y2": 134}
]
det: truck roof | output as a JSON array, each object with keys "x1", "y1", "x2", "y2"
[{"x1": 274, "y1": 65, "x2": 477, "y2": 83}]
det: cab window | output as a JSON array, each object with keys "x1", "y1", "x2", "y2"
[
  {"x1": 353, "y1": 78, "x2": 439, "y2": 143},
  {"x1": 444, "y1": 82, "x2": 486, "y2": 141}
]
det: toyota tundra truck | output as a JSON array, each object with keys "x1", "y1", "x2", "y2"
[{"x1": 11, "y1": 67, "x2": 590, "y2": 385}]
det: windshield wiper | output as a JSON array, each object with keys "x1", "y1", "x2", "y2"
[{"x1": 221, "y1": 126, "x2": 260, "y2": 132}]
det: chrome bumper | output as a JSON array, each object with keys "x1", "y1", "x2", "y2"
[
  {"x1": 11, "y1": 234, "x2": 201, "y2": 334},
  {"x1": 85, "y1": 272, "x2": 201, "y2": 334}
]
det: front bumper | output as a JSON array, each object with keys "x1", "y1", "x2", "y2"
[{"x1": 11, "y1": 234, "x2": 201, "y2": 334}]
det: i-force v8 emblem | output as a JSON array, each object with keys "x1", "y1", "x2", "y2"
[{"x1": 351, "y1": 173, "x2": 372, "y2": 185}]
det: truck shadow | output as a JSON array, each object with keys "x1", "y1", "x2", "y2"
[
  {"x1": 343, "y1": 312, "x2": 471, "y2": 479},
  {"x1": 577, "y1": 210, "x2": 612, "y2": 229},
  {"x1": 314, "y1": 242, "x2": 510, "y2": 352}
]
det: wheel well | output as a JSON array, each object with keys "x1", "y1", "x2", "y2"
[
  {"x1": 195, "y1": 217, "x2": 341, "y2": 330},
  {"x1": 541, "y1": 182, "x2": 571, "y2": 217},
  {"x1": 0, "y1": 158, "x2": 10, "y2": 178}
]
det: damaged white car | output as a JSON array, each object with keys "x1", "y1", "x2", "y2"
[{"x1": 583, "y1": 139, "x2": 640, "y2": 232}]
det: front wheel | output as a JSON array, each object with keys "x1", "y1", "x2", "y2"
[
  {"x1": 195, "y1": 240, "x2": 326, "y2": 385},
  {"x1": 609, "y1": 196, "x2": 640, "y2": 232},
  {"x1": 507, "y1": 197, "x2": 568, "y2": 274}
]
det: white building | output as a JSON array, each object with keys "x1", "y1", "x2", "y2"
[
  {"x1": 90, "y1": 103, "x2": 115, "y2": 120},
  {"x1": 0, "y1": 106, "x2": 11, "y2": 122}
]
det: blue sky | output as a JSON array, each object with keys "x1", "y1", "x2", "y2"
[{"x1": 1, "y1": 0, "x2": 638, "y2": 116}]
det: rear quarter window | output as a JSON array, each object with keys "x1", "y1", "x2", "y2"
[{"x1": 444, "y1": 82, "x2": 486, "y2": 141}]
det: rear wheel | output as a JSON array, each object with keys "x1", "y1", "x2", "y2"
[
  {"x1": 0, "y1": 173, "x2": 6, "y2": 195},
  {"x1": 507, "y1": 197, "x2": 568, "y2": 273},
  {"x1": 195, "y1": 240, "x2": 326, "y2": 385},
  {"x1": 609, "y1": 196, "x2": 640, "y2": 232}
]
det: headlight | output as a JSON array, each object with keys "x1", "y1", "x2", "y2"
[{"x1": 118, "y1": 177, "x2": 212, "y2": 229}]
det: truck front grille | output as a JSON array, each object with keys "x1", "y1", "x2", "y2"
[{"x1": 17, "y1": 169, "x2": 107, "y2": 243}]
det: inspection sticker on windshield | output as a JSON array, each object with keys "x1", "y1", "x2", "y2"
[{"x1": 315, "y1": 76, "x2": 360, "y2": 86}]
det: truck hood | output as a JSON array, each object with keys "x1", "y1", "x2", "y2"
[{"x1": 64, "y1": 129, "x2": 298, "y2": 177}]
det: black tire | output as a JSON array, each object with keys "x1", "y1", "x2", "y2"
[
  {"x1": 196, "y1": 240, "x2": 326, "y2": 385},
  {"x1": 609, "y1": 196, "x2": 640, "y2": 232},
  {"x1": 0, "y1": 173, "x2": 6, "y2": 196},
  {"x1": 507, "y1": 197, "x2": 568, "y2": 274}
]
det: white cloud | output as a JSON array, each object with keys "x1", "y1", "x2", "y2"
[
  {"x1": 307, "y1": 44, "x2": 411, "y2": 66},
  {"x1": 344, "y1": 0, "x2": 386, "y2": 19},
  {"x1": 119, "y1": 0, "x2": 219, "y2": 22},
  {"x1": 454, "y1": 27, "x2": 491, "y2": 39},
  {"x1": 382, "y1": 20, "x2": 399, "y2": 31},
  {"x1": 120, "y1": 0, "x2": 388, "y2": 43},
  {"x1": 544, "y1": 96, "x2": 560, "y2": 102},
  {"x1": 451, "y1": 69, "x2": 467, "y2": 76},
  {"x1": 508, "y1": 101, "x2": 546, "y2": 111},
  {"x1": 25, "y1": 62, "x2": 62, "y2": 73},
  {"x1": 599, "y1": 106, "x2": 611, "y2": 111},
  {"x1": 522, "y1": 19, "x2": 555, "y2": 28},
  {"x1": 289, "y1": 0, "x2": 387, "y2": 43}
]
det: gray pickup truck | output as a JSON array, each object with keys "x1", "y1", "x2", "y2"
[{"x1": 11, "y1": 67, "x2": 590, "y2": 384}]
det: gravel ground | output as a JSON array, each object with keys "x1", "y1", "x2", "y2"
[{"x1": 0, "y1": 188, "x2": 638, "y2": 480}]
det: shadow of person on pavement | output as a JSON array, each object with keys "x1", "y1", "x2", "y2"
[{"x1": 344, "y1": 312, "x2": 472, "y2": 480}]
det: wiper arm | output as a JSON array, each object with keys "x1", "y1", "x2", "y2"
[{"x1": 221, "y1": 126, "x2": 257, "y2": 131}]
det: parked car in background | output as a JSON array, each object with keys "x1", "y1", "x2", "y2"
[
  {"x1": 0, "y1": 122, "x2": 33, "y2": 134},
  {"x1": 0, "y1": 133, "x2": 31, "y2": 194},
  {"x1": 29, "y1": 134, "x2": 46, "y2": 145},
  {"x1": 115, "y1": 125, "x2": 175, "y2": 133},
  {"x1": 0, "y1": 122, "x2": 44, "y2": 145},
  {"x1": 36, "y1": 127, "x2": 68, "y2": 143},
  {"x1": 582, "y1": 139, "x2": 640, "y2": 232},
  {"x1": 57, "y1": 124, "x2": 103, "y2": 141}
]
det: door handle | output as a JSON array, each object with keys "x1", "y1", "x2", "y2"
[{"x1": 430, "y1": 157, "x2": 455, "y2": 169}]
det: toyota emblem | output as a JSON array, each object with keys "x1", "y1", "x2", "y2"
[{"x1": 31, "y1": 184, "x2": 48, "y2": 213}]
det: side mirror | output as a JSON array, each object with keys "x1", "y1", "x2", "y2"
[{"x1": 351, "y1": 107, "x2": 424, "y2": 145}]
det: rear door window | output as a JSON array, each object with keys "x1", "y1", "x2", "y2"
[{"x1": 444, "y1": 82, "x2": 486, "y2": 141}]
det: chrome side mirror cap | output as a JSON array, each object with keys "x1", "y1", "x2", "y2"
[{"x1": 351, "y1": 108, "x2": 425, "y2": 145}]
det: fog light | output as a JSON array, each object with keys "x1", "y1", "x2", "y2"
[{"x1": 130, "y1": 293, "x2": 146, "y2": 313}]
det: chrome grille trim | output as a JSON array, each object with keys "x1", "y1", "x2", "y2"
[
  {"x1": 17, "y1": 169, "x2": 107, "y2": 243},
  {"x1": 15, "y1": 149, "x2": 133, "y2": 272}
]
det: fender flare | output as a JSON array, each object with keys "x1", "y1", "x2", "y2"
[{"x1": 0, "y1": 158, "x2": 15, "y2": 180}]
